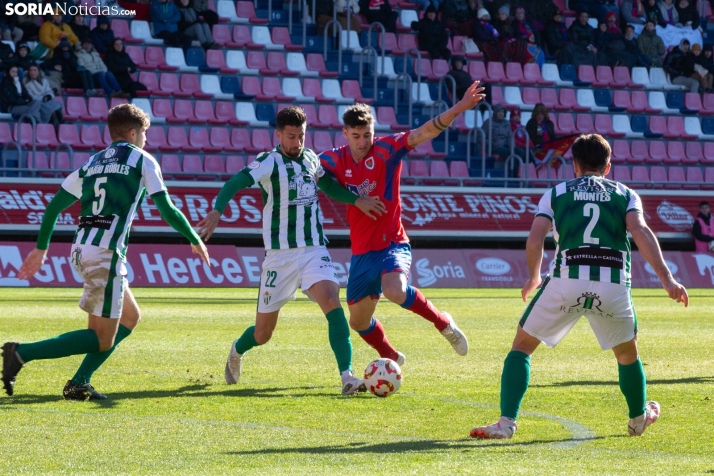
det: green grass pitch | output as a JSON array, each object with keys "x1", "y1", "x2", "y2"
[{"x1": 1, "y1": 287, "x2": 713, "y2": 474}]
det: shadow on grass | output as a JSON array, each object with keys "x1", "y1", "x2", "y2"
[
  {"x1": 0, "y1": 384, "x2": 341, "y2": 408},
  {"x1": 224, "y1": 436, "x2": 607, "y2": 455},
  {"x1": 530, "y1": 376, "x2": 714, "y2": 388}
]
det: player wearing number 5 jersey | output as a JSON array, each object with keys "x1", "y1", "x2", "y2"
[
  {"x1": 197, "y1": 106, "x2": 387, "y2": 395},
  {"x1": 471, "y1": 134, "x2": 689, "y2": 440},
  {"x1": 2, "y1": 104, "x2": 209, "y2": 400}
]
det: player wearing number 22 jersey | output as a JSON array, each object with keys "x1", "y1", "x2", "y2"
[
  {"x1": 318, "y1": 98, "x2": 488, "y2": 366},
  {"x1": 471, "y1": 134, "x2": 689, "y2": 441}
]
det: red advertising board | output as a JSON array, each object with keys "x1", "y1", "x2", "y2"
[
  {"x1": 0, "y1": 179, "x2": 708, "y2": 238},
  {"x1": 1, "y1": 242, "x2": 712, "y2": 289}
]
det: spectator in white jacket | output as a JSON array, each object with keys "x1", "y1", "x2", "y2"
[
  {"x1": 76, "y1": 38, "x2": 126, "y2": 97},
  {"x1": 23, "y1": 64, "x2": 64, "y2": 129}
]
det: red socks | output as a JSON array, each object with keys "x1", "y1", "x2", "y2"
[
  {"x1": 401, "y1": 286, "x2": 450, "y2": 331},
  {"x1": 357, "y1": 317, "x2": 399, "y2": 361}
]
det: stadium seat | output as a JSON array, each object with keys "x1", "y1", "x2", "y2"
[
  {"x1": 704, "y1": 143, "x2": 714, "y2": 164},
  {"x1": 577, "y1": 65, "x2": 606, "y2": 87},
  {"x1": 424, "y1": 160, "x2": 450, "y2": 185},
  {"x1": 539, "y1": 88, "x2": 560, "y2": 110},
  {"x1": 251, "y1": 25, "x2": 279, "y2": 49},
  {"x1": 649, "y1": 91, "x2": 679, "y2": 114},
  {"x1": 630, "y1": 90, "x2": 658, "y2": 114},
  {"x1": 125, "y1": 46, "x2": 148, "y2": 69},
  {"x1": 521, "y1": 87, "x2": 540, "y2": 108},
  {"x1": 236, "y1": 1, "x2": 268, "y2": 24},
  {"x1": 595, "y1": 65, "x2": 618, "y2": 87},
  {"x1": 312, "y1": 131, "x2": 334, "y2": 151},
  {"x1": 206, "y1": 50, "x2": 238, "y2": 74},
  {"x1": 247, "y1": 51, "x2": 279, "y2": 75},
  {"x1": 317, "y1": 105, "x2": 342, "y2": 128},
  {"x1": 208, "y1": 127, "x2": 239, "y2": 152},
  {"x1": 650, "y1": 67, "x2": 681, "y2": 90},
  {"x1": 265, "y1": 77, "x2": 294, "y2": 101},
  {"x1": 211, "y1": 24, "x2": 232, "y2": 47},
  {"x1": 194, "y1": 101, "x2": 218, "y2": 123},
  {"x1": 242, "y1": 76, "x2": 269, "y2": 100},
  {"x1": 504, "y1": 86, "x2": 526, "y2": 109},
  {"x1": 158, "y1": 73, "x2": 187, "y2": 97},
  {"x1": 204, "y1": 155, "x2": 226, "y2": 177},
  {"x1": 161, "y1": 154, "x2": 182, "y2": 179},
  {"x1": 505, "y1": 62, "x2": 533, "y2": 85},
  {"x1": 102, "y1": 125, "x2": 112, "y2": 146},
  {"x1": 217, "y1": 0, "x2": 240, "y2": 22},
  {"x1": 684, "y1": 141, "x2": 704, "y2": 165},
  {"x1": 648, "y1": 166, "x2": 670, "y2": 189},
  {"x1": 226, "y1": 155, "x2": 246, "y2": 174},
  {"x1": 490, "y1": 86, "x2": 505, "y2": 106},
  {"x1": 286, "y1": 52, "x2": 315, "y2": 77},
  {"x1": 230, "y1": 128, "x2": 249, "y2": 151},
  {"x1": 468, "y1": 61, "x2": 487, "y2": 82},
  {"x1": 665, "y1": 141, "x2": 685, "y2": 165},
  {"x1": 246, "y1": 129, "x2": 273, "y2": 153},
  {"x1": 181, "y1": 75, "x2": 211, "y2": 99},
  {"x1": 413, "y1": 58, "x2": 433, "y2": 81},
  {"x1": 707, "y1": 167, "x2": 714, "y2": 187},
  {"x1": 66, "y1": 96, "x2": 95, "y2": 122},
  {"x1": 611, "y1": 139, "x2": 630, "y2": 164},
  {"x1": 613, "y1": 66, "x2": 639, "y2": 88},
  {"x1": 322, "y1": 79, "x2": 350, "y2": 103},
  {"x1": 555, "y1": 113, "x2": 576, "y2": 135},
  {"x1": 226, "y1": 50, "x2": 258, "y2": 74},
  {"x1": 168, "y1": 126, "x2": 200, "y2": 151},
  {"x1": 169, "y1": 99, "x2": 195, "y2": 123},
  {"x1": 575, "y1": 114, "x2": 594, "y2": 133},
  {"x1": 80, "y1": 124, "x2": 103, "y2": 149},
  {"x1": 146, "y1": 126, "x2": 178, "y2": 152},
  {"x1": 265, "y1": 52, "x2": 296, "y2": 76},
  {"x1": 647, "y1": 140, "x2": 667, "y2": 164},
  {"x1": 182, "y1": 154, "x2": 206, "y2": 177},
  {"x1": 631, "y1": 66, "x2": 653, "y2": 88},
  {"x1": 487, "y1": 62, "x2": 516, "y2": 84},
  {"x1": 559, "y1": 88, "x2": 588, "y2": 112},
  {"x1": 684, "y1": 166, "x2": 705, "y2": 190},
  {"x1": 542, "y1": 63, "x2": 568, "y2": 85},
  {"x1": 378, "y1": 107, "x2": 410, "y2": 131},
  {"x1": 613, "y1": 165, "x2": 631, "y2": 182},
  {"x1": 648, "y1": 116, "x2": 668, "y2": 137},
  {"x1": 137, "y1": 72, "x2": 163, "y2": 96},
  {"x1": 594, "y1": 114, "x2": 625, "y2": 138},
  {"x1": 71, "y1": 152, "x2": 91, "y2": 170},
  {"x1": 631, "y1": 165, "x2": 650, "y2": 186},
  {"x1": 577, "y1": 89, "x2": 607, "y2": 112},
  {"x1": 340, "y1": 30, "x2": 363, "y2": 52},
  {"x1": 306, "y1": 53, "x2": 338, "y2": 78},
  {"x1": 214, "y1": 101, "x2": 246, "y2": 126},
  {"x1": 303, "y1": 78, "x2": 333, "y2": 103},
  {"x1": 145, "y1": 46, "x2": 177, "y2": 71},
  {"x1": 34, "y1": 123, "x2": 59, "y2": 149},
  {"x1": 271, "y1": 27, "x2": 303, "y2": 51},
  {"x1": 255, "y1": 103, "x2": 276, "y2": 125},
  {"x1": 342, "y1": 79, "x2": 374, "y2": 104},
  {"x1": 667, "y1": 116, "x2": 697, "y2": 140},
  {"x1": 629, "y1": 140, "x2": 649, "y2": 164},
  {"x1": 523, "y1": 63, "x2": 553, "y2": 85},
  {"x1": 127, "y1": 20, "x2": 158, "y2": 44}
]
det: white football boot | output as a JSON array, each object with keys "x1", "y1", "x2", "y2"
[
  {"x1": 395, "y1": 351, "x2": 406, "y2": 367},
  {"x1": 224, "y1": 340, "x2": 243, "y2": 385},
  {"x1": 341, "y1": 371, "x2": 367, "y2": 395},
  {"x1": 440, "y1": 312, "x2": 469, "y2": 356},
  {"x1": 628, "y1": 401, "x2": 660, "y2": 436},
  {"x1": 470, "y1": 416, "x2": 518, "y2": 439}
]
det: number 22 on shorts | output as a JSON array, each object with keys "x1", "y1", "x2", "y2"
[{"x1": 264, "y1": 270, "x2": 277, "y2": 288}]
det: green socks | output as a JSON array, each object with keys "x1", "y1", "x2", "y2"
[
  {"x1": 618, "y1": 359, "x2": 647, "y2": 418},
  {"x1": 71, "y1": 324, "x2": 132, "y2": 386},
  {"x1": 16, "y1": 329, "x2": 100, "y2": 363},
  {"x1": 325, "y1": 308, "x2": 352, "y2": 373},
  {"x1": 235, "y1": 325, "x2": 259, "y2": 355},
  {"x1": 500, "y1": 350, "x2": 531, "y2": 420}
]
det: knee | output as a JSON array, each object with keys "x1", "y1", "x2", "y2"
[
  {"x1": 382, "y1": 283, "x2": 406, "y2": 304},
  {"x1": 97, "y1": 335, "x2": 116, "y2": 352},
  {"x1": 349, "y1": 314, "x2": 371, "y2": 332},
  {"x1": 253, "y1": 328, "x2": 273, "y2": 345},
  {"x1": 325, "y1": 297, "x2": 342, "y2": 313}
]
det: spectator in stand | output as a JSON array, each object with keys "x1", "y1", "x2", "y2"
[
  {"x1": 472, "y1": 8, "x2": 508, "y2": 63},
  {"x1": 513, "y1": 0, "x2": 558, "y2": 32},
  {"x1": 663, "y1": 38, "x2": 698, "y2": 91},
  {"x1": 620, "y1": 0, "x2": 645, "y2": 25},
  {"x1": 176, "y1": 0, "x2": 218, "y2": 50},
  {"x1": 525, "y1": 103, "x2": 556, "y2": 148},
  {"x1": 701, "y1": 45, "x2": 714, "y2": 78},
  {"x1": 688, "y1": 44, "x2": 713, "y2": 93},
  {"x1": 23, "y1": 64, "x2": 64, "y2": 129},
  {"x1": 70, "y1": 14, "x2": 91, "y2": 44},
  {"x1": 15, "y1": 44, "x2": 33, "y2": 72},
  {"x1": 104, "y1": 38, "x2": 149, "y2": 98},
  {"x1": 76, "y1": 38, "x2": 127, "y2": 98},
  {"x1": 597, "y1": 12, "x2": 639, "y2": 68},
  {"x1": 675, "y1": 0, "x2": 699, "y2": 29},
  {"x1": 14, "y1": 2, "x2": 41, "y2": 43},
  {"x1": 572, "y1": 0, "x2": 618, "y2": 22},
  {"x1": 511, "y1": 6, "x2": 544, "y2": 66},
  {"x1": 443, "y1": 0, "x2": 476, "y2": 36},
  {"x1": 561, "y1": 10, "x2": 602, "y2": 67},
  {"x1": 544, "y1": 10, "x2": 568, "y2": 60},
  {"x1": 39, "y1": 13, "x2": 79, "y2": 57},
  {"x1": 89, "y1": 16, "x2": 115, "y2": 55},
  {"x1": 491, "y1": 5, "x2": 514, "y2": 38},
  {"x1": 638, "y1": 19, "x2": 665, "y2": 66},
  {"x1": 643, "y1": 0, "x2": 664, "y2": 25},
  {"x1": 446, "y1": 55, "x2": 473, "y2": 101},
  {"x1": 624, "y1": 25, "x2": 651, "y2": 66},
  {"x1": 42, "y1": 39, "x2": 93, "y2": 93},
  {"x1": 151, "y1": 0, "x2": 193, "y2": 50},
  {"x1": 481, "y1": 104, "x2": 513, "y2": 166},
  {"x1": 191, "y1": 0, "x2": 219, "y2": 28},
  {"x1": 0, "y1": 0, "x2": 23, "y2": 43},
  {"x1": 364, "y1": 0, "x2": 398, "y2": 34},
  {"x1": 509, "y1": 106, "x2": 528, "y2": 164},
  {"x1": 0, "y1": 41, "x2": 17, "y2": 70},
  {"x1": 411, "y1": 6, "x2": 451, "y2": 61},
  {"x1": 312, "y1": 0, "x2": 360, "y2": 36},
  {"x1": 0, "y1": 65, "x2": 42, "y2": 123},
  {"x1": 658, "y1": 0, "x2": 680, "y2": 27},
  {"x1": 692, "y1": 201, "x2": 714, "y2": 252},
  {"x1": 413, "y1": 0, "x2": 444, "y2": 12}
]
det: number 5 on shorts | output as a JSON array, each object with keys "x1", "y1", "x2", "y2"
[{"x1": 265, "y1": 270, "x2": 277, "y2": 288}]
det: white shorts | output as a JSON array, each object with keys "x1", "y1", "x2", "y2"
[
  {"x1": 519, "y1": 276, "x2": 637, "y2": 350},
  {"x1": 70, "y1": 244, "x2": 128, "y2": 318},
  {"x1": 257, "y1": 246, "x2": 338, "y2": 313}
]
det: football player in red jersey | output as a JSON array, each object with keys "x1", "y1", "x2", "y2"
[{"x1": 319, "y1": 81, "x2": 486, "y2": 365}]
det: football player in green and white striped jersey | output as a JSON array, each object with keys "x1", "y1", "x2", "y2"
[
  {"x1": 198, "y1": 106, "x2": 386, "y2": 395},
  {"x1": 471, "y1": 133, "x2": 688, "y2": 440},
  {"x1": 2, "y1": 104, "x2": 209, "y2": 400}
]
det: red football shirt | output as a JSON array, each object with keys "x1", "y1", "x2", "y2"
[{"x1": 319, "y1": 132, "x2": 413, "y2": 255}]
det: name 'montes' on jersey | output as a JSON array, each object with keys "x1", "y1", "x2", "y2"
[
  {"x1": 319, "y1": 132, "x2": 413, "y2": 255},
  {"x1": 536, "y1": 175, "x2": 643, "y2": 286},
  {"x1": 61, "y1": 141, "x2": 167, "y2": 259},
  {"x1": 242, "y1": 146, "x2": 327, "y2": 250}
]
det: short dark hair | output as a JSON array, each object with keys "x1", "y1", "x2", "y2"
[
  {"x1": 645, "y1": 19, "x2": 656, "y2": 26},
  {"x1": 625, "y1": 25, "x2": 635, "y2": 32},
  {"x1": 276, "y1": 106, "x2": 306, "y2": 130},
  {"x1": 571, "y1": 133, "x2": 611, "y2": 173},
  {"x1": 342, "y1": 103, "x2": 374, "y2": 128},
  {"x1": 107, "y1": 103, "x2": 150, "y2": 140},
  {"x1": 700, "y1": 201, "x2": 710, "y2": 207}
]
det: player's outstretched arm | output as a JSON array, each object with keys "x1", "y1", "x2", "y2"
[
  {"x1": 152, "y1": 191, "x2": 210, "y2": 266},
  {"x1": 317, "y1": 175, "x2": 386, "y2": 220},
  {"x1": 18, "y1": 188, "x2": 78, "y2": 280},
  {"x1": 626, "y1": 211, "x2": 688, "y2": 307},
  {"x1": 197, "y1": 172, "x2": 254, "y2": 241},
  {"x1": 407, "y1": 80, "x2": 486, "y2": 149},
  {"x1": 521, "y1": 216, "x2": 551, "y2": 302}
]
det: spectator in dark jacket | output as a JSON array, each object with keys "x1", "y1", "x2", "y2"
[
  {"x1": 526, "y1": 103, "x2": 556, "y2": 154},
  {"x1": 663, "y1": 38, "x2": 698, "y2": 91},
  {"x1": 70, "y1": 14, "x2": 91, "y2": 44},
  {"x1": 643, "y1": 0, "x2": 664, "y2": 25},
  {"x1": 0, "y1": 65, "x2": 42, "y2": 122},
  {"x1": 446, "y1": 55, "x2": 472, "y2": 101},
  {"x1": 482, "y1": 104, "x2": 513, "y2": 160},
  {"x1": 675, "y1": 0, "x2": 699, "y2": 29},
  {"x1": 624, "y1": 25, "x2": 651, "y2": 66},
  {"x1": 176, "y1": 0, "x2": 217, "y2": 50},
  {"x1": 491, "y1": 5, "x2": 514, "y2": 39},
  {"x1": 40, "y1": 39, "x2": 93, "y2": 93},
  {"x1": 0, "y1": 41, "x2": 17, "y2": 69},
  {"x1": 411, "y1": 6, "x2": 451, "y2": 61},
  {"x1": 545, "y1": 10, "x2": 568, "y2": 59},
  {"x1": 15, "y1": 43, "x2": 33, "y2": 72},
  {"x1": 192, "y1": 0, "x2": 219, "y2": 27},
  {"x1": 104, "y1": 38, "x2": 148, "y2": 97},
  {"x1": 443, "y1": 0, "x2": 475, "y2": 36},
  {"x1": 561, "y1": 10, "x2": 602, "y2": 67},
  {"x1": 89, "y1": 16, "x2": 116, "y2": 55},
  {"x1": 364, "y1": 0, "x2": 398, "y2": 33},
  {"x1": 637, "y1": 19, "x2": 665, "y2": 66},
  {"x1": 620, "y1": 0, "x2": 645, "y2": 25},
  {"x1": 151, "y1": 0, "x2": 193, "y2": 49}
]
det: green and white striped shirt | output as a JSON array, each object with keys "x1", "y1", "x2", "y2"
[
  {"x1": 536, "y1": 175, "x2": 643, "y2": 287},
  {"x1": 244, "y1": 146, "x2": 327, "y2": 250},
  {"x1": 62, "y1": 141, "x2": 166, "y2": 259}
]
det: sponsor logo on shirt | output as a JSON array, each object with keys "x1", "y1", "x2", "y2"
[
  {"x1": 104, "y1": 148, "x2": 116, "y2": 158},
  {"x1": 288, "y1": 173, "x2": 318, "y2": 206},
  {"x1": 345, "y1": 180, "x2": 376, "y2": 198}
]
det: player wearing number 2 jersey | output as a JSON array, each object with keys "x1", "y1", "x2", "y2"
[
  {"x1": 471, "y1": 134, "x2": 689, "y2": 440},
  {"x1": 2, "y1": 104, "x2": 209, "y2": 400}
]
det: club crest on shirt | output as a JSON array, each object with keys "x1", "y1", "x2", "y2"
[
  {"x1": 364, "y1": 157, "x2": 375, "y2": 170},
  {"x1": 248, "y1": 160, "x2": 260, "y2": 169}
]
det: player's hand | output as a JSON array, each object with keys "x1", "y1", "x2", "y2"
[
  {"x1": 192, "y1": 241, "x2": 210, "y2": 266},
  {"x1": 18, "y1": 248, "x2": 48, "y2": 280},
  {"x1": 196, "y1": 209, "x2": 221, "y2": 241},
  {"x1": 521, "y1": 275, "x2": 542, "y2": 302},
  {"x1": 457, "y1": 80, "x2": 487, "y2": 113},
  {"x1": 662, "y1": 277, "x2": 688, "y2": 307},
  {"x1": 355, "y1": 195, "x2": 387, "y2": 220}
]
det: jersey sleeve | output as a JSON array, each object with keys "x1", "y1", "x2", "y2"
[
  {"x1": 304, "y1": 148, "x2": 326, "y2": 179},
  {"x1": 60, "y1": 169, "x2": 83, "y2": 199},
  {"x1": 141, "y1": 153, "x2": 168, "y2": 196},
  {"x1": 242, "y1": 152, "x2": 274, "y2": 184},
  {"x1": 374, "y1": 132, "x2": 413, "y2": 165},
  {"x1": 626, "y1": 188, "x2": 643, "y2": 214},
  {"x1": 535, "y1": 188, "x2": 554, "y2": 221},
  {"x1": 318, "y1": 149, "x2": 340, "y2": 180}
]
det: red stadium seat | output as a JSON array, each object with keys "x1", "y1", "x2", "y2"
[
  {"x1": 81, "y1": 124, "x2": 104, "y2": 149},
  {"x1": 432, "y1": 59, "x2": 450, "y2": 79},
  {"x1": 559, "y1": 88, "x2": 589, "y2": 112},
  {"x1": 628, "y1": 140, "x2": 648, "y2": 164},
  {"x1": 172, "y1": 99, "x2": 197, "y2": 124},
  {"x1": 147, "y1": 126, "x2": 178, "y2": 152},
  {"x1": 271, "y1": 27, "x2": 303, "y2": 51},
  {"x1": 204, "y1": 155, "x2": 225, "y2": 176},
  {"x1": 539, "y1": 88, "x2": 560, "y2": 110},
  {"x1": 665, "y1": 141, "x2": 685, "y2": 165},
  {"x1": 226, "y1": 155, "x2": 246, "y2": 174},
  {"x1": 647, "y1": 141, "x2": 667, "y2": 164},
  {"x1": 342, "y1": 79, "x2": 374, "y2": 104},
  {"x1": 575, "y1": 114, "x2": 594, "y2": 133},
  {"x1": 487, "y1": 62, "x2": 517, "y2": 84},
  {"x1": 267, "y1": 51, "x2": 298, "y2": 76},
  {"x1": 35, "y1": 124, "x2": 59, "y2": 149},
  {"x1": 312, "y1": 131, "x2": 334, "y2": 151},
  {"x1": 704, "y1": 142, "x2": 714, "y2": 164},
  {"x1": 318, "y1": 105, "x2": 342, "y2": 129},
  {"x1": 612, "y1": 90, "x2": 641, "y2": 113},
  {"x1": 489, "y1": 85, "x2": 505, "y2": 106},
  {"x1": 88, "y1": 97, "x2": 109, "y2": 120},
  {"x1": 631, "y1": 165, "x2": 649, "y2": 186},
  {"x1": 468, "y1": 61, "x2": 487, "y2": 81},
  {"x1": 594, "y1": 114, "x2": 625, "y2": 138},
  {"x1": 189, "y1": 127, "x2": 221, "y2": 152},
  {"x1": 306, "y1": 53, "x2": 337, "y2": 78},
  {"x1": 579, "y1": 65, "x2": 608, "y2": 87},
  {"x1": 214, "y1": 101, "x2": 247, "y2": 126},
  {"x1": 613, "y1": 66, "x2": 639, "y2": 88},
  {"x1": 236, "y1": 1, "x2": 268, "y2": 24},
  {"x1": 505, "y1": 62, "x2": 533, "y2": 85},
  {"x1": 555, "y1": 113, "x2": 576, "y2": 135},
  {"x1": 230, "y1": 25, "x2": 260, "y2": 48},
  {"x1": 303, "y1": 78, "x2": 333, "y2": 103},
  {"x1": 145, "y1": 46, "x2": 176, "y2": 71},
  {"x1": 194, "y1": 100, "x2": 217, "y2": 123},
  {"x1": 666, "y1": 166, "x2": 685, "y2": 190},
  {"x1": 211, "y1": 24, "x2": 232, "y2": 47},
  {"x1": 125, "y1": 46, "x2": 147, "y2": 69},
  {"x1": 596, "y1": 65, "x2": 621, "y2": 87},
  {"x1": 523, "y1": 63, "x2": 553, "y2": 85},
  {"x1": 684, "y1": 141, "x2": 704, "y2": 165},
  {"x1": 649, "y1": 165, "x2": 667, "y2": 189},
  {"x1": 613, "y1": 165, "x2": 631, "y2": 182},
  {"x1": 247, "y1": 51, "x2": 277, "y2": 75},
  {"x1": 685, "y1": 167, "x2": 706, "y2": 190},
  {"x1": 182, "y1": 154, "x2": 205, "y2": 176},
  {"x1": 159, "y1": 73, "x2": 188, "y2": 97},
  {"x1": 139, "y1": 72, "x2": 166, "y2": 96},
  {"x1": 413, "y1": 58, "x2": 434, "y2": 81},
  {"x1": 611, "y1": 139, "x2": 630, "y2": 164},
  {"x1": 168, "y1": 126, "x2": 200, "y2": 152},
  {"x1": 230, "y1": 128, "x2": 249, "y2": 151},
  {"x1": 684, "y1": 93, "x2": 714, "y2": 115},
  {"x1": 263, "y1": 77, "x2": 294, "y2": 101},
  {"x1": 522, "y1": 87, "x2": 540, "y2": 107},
  {"x1": 206, "y1": 50, "x2": 238, "y2": 74},
  {"x1": 161, "y1": 154, "x2": 181, "y2": 179},
  {"x1": 66, "y1": 96, "x2": 95, "y2": 122},
  {"x1": 667, "y1": 116, "x2": 697, "y2": 140},
  {"x1": 245, "y1": 129, "x2": 273, "y2": 153},
  {"x1": 152, "y1": 98, "x2": 178, "y2": 122},
  {"x1": 703, "y1": 94, "x2": 714, "y2": 114},
  {"x1": 631, "y1": 90, "x2": 660, "y2": 114},
  {"x1": 209, "y1": 127, "x2": 240, "y2": 152},
  {"x1": 396, "y1": 33, "x2": 419, "y2": 55},
  {"x1": 181, "y1": 74, "x2": 211, "y2": 99},
  {"x1": 377, "y1": 107, "x2": 409, "y2": 131}
]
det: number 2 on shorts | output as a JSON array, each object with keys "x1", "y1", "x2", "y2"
[
  {"x1": 92, "y1": 177, "x2": 108, "y2": 215},
  {"x1": 265, "y1": 270, "x2": 277, "y2": 288}
]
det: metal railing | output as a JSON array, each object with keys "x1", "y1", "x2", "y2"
[
  {"x1": 323, "y1": 19, "x2": 343, "y2": 75},
  {"x1": 365, "y1": 22, "x2": 386, "y2": 74},
  {"x1": 466, "y1": 127, "x2": 486, "y2": 176},
  {"x1": 359, "y1": 46, "x2": 379, "y2": 100},
  {"x1": 401, "y1": 48, "x2": 422, "y2": 94},
  {"x1": 394, "y1": 73, "x2": 413, "y2": 127},
  {"x1": 16, "y1": 114, "x2": 37, "y2": 170}
]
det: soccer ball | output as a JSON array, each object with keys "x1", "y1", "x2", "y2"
[{"x1": 363, "y1": 358, "x2": 402, "y2": 397}]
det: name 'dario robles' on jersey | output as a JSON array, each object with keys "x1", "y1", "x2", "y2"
[{"x1": 86, "y1": 163, "x2": 131, "y2": 177}]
